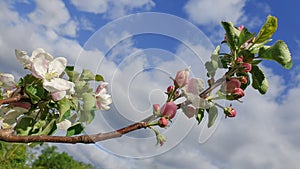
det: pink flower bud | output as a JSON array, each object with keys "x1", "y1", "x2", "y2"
[
  {"x1": 224, "y1": 107, "x2": 236, "y2": 117},
  {"x1": 167, "y1": 85, "x2": 174, "y2": 93},
  {"x1": 174, "y1": 69, "x2": 189, "y2": 88},
  {"x1": 158, "y1": 117, "x2": 168, "y2": 127},
  {"x1": 232, "y1": 88, "x2": 245, "y2": 99},
  {"x1": 153, "y1": 104, "x2": 160, "y2": 113},
  {"x1": 225, "y1": 78, "x2": 241, "y2": 93},
  {"x1": 241, "y1": 62, "x2": 252, "y2": 72},
  {"x1": 238, "y1": 25, "x2": 244, "y2": 31},
  {"x1": 161, "y1": 102, "x2": 177, "y2": 119},
  {"x1": 236, "y1": 56, "x2": 244, "y2": 63},
  {"x1": 240, "y1": 76, "x2": 247, "y2": 84}
]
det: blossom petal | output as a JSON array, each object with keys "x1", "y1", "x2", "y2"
[
  {"x1": 51, "y1": 91, "x2": 66, "y2": 101},
  {"x1": 15, "y1": 49, "x2": 32, "y2": 69},
  {"x1": 31, "y1": 54, "x2": 51, "y2": 78},
  {"x1": 31, "y1": 48, "x2": 53, "y2": 61},
  {"x1": 48, "y1": 57, "x2": 67, "y2": 76},
  {"x1": 43, "y1": 78, "x2": 75, "y2": 92},
  {"x1": 56, "y1": 120, "x2": 71, "y2": 131},
  {"x1": 0, "y1": 73, "x2": 16, "y2": 89}
]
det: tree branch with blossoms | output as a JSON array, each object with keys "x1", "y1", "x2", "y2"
[{"x1": 0, "y1": 16, "x2": 293, "y2": 146}]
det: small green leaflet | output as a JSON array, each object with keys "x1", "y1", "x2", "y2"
[
  {"x1": 66, "y1": 122, "x2": 84, "y2": 136},
  {"x1": 250, "y1": 65, "x2": 269, "y2": 94},
  {"x1": 255, "y1": 15, "x2": 278, "y2": 44},
  {"x1": 207, "y1": 106, "x2": 218, "y2": 128}
]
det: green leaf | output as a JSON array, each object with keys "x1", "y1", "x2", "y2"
[
  {"x1": 207, "y1": 106, "x2": 218, "y2": 128},
  {"x1": 95, "y1": 74, "x2": 104, "y2": 82},
  {"x1": 238, "y1": 28, "x2": 255, "y2": 47},
  {"x1": 41, "y1": 119, "x2": 57, "y2": 136},
  {"x1": 57, "y1": 98, "x2": 71, "y2": 121},
  {"x1": 196, "y1": 109, "x2": 205, "y2": 124},
  {"x1": 65, "y1": 66, "x2": 80, "y2": 82},
  {"x1": 255, "y1": 15, "x2": 278, "y2": 44},
  {"x1": 221, "y1": 21, "x2": 240, "y2": 50},
  {"x1": 250, "y1": 65, "x2": 269, "y2": 94},
  {"x1": 14, "y1": 116, "x2": 35, "y2": 136},
  {"x1": 66, "y1": 122, "x2": 84, "y2": 136},
  {"x1": 80, "y1": 93, "x2": 96, "y2": 124},
  {"x1": 32, "y1": 120, "x2": 46, "y2": 135},
  {"x1": 80, "y1": 69, "x2": 95, "y2": 81},
  {"x1": 74, "y1": 81, "x2": 93, "y2": 96},
  {"x1": 258, "y1": 40, "x2": 293, "y2": 69},
  {"x1": 82, "y1": 93, "x2": 96, "y2": 112}
]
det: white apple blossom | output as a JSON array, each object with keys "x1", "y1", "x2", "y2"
[
  {"x1": 181, "y1": 78, "x2": 213, "y2": 117},
  {"x1": 24, "y1": 48, "x2": 75, "y2": 101},
  {"x1": 95, "y1": 82, "x2": 112, "y2": 110}
]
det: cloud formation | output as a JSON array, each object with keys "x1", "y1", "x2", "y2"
[
  {"x1": 184, "y1": 0, "x2": 246, "y2": 26},
  {"x1": 70, "y1": 0, "x2": 155, "y2": 19}
]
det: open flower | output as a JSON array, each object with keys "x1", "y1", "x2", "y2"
[
  {"x1": 95, "y1": 82, "x2": 112, "y2": 110},
  {"x1": 29, "y1": 49, "x2": 74, "y2": 101},
  {"x1": 0, "y1": 73, "x2": 16, "y2": 89},
  {"x1": 174, "y1": 68, "x2": 190, "y2": 88},
  {"x1": 181, "y1": 78, "x2": 212, "y2": 114}
]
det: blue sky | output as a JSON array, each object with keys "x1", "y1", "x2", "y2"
[{"x1": 1, "y1": 0, "x2": 300, "y2": 169}]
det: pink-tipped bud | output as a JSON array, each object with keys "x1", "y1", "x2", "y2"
[
  {"x1": 174, "y1": 68, "x2": 189, "y2": 88},
  {"x1": 161, "y1": 102, "x2": 177, "y2": 119},
  {"x1": 153, "y1": 104, "x2": 160, "y2": 114},
  {"x1": 232, "y1": 88, "x2": 245, "y2": 99},
  {"x1": 167, "y1": 85, "x2": 174, "y2": 93},
  {"x1": 158, "y1": 117, "x2": 168, "y2": 127},
  {"x1": 238, "y1": 25, "x2": 244, "y2": 31},
  {"x1": 236, "y1": 56, "x2": 244, "y2": 63},
  {"x1": 224, "y1": 107, "x2": 236, "y2": 117},
  {"x1": 240, "y1": 76, "x2": 247, "y2": 84},
  {"x1": 241, "y1": 62, "x2": 252, "y2": 72},
  {"x1": 225, "y1": 78, "x2": 241, "y2": 93}
]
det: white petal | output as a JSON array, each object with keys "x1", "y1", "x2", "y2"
[
  {"x1": 15, "y1": 49, "x2": 32, "y2": 68},
  {"x1": 56, "y1": 120, "x2": 71, "y2": 131},
  {"x1": 31, "y1": 48, "x2": 53, "y2": 61},
  {"x1": 48, "y1": 57, "x2": 67, "y2": 76},
  {"x1": 0, "y1": 73, "x2": 15, "y2": 89},
  {"x1": 31, "y1": 55, "x2": 50, "y2": 78},
  {"x1": 51, "y1": 91, "x2": 66, "y2": 101},
  {"x1": 43, "y1": 78, "x2": 75, "y2": 92}
]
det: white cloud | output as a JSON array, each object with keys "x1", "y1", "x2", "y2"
[
  {"x1": 184, "y1": 0, "x2": 246, "y2": 26},
  {"x1": 28, "y1": 0, "x2": 77, "y2": 37},
  {"x1": 70, "y1": 0, "x2": 155, "y2": 19}
]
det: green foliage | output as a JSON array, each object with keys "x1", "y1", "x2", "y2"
[
  {"x1": 32, "y1": 145, "x2": 96, "y2": 169},
  {"x1": 254, "y1": 15, "x2": 278, "y2": 43},
  {"x1": 258, "y1": 40, "x2": 293, "y2": 69},
  {"x1": 207, "y1": 106, "x2": 218, "y2": 128},
  {"x1": 196, "y1": 108, "x2": 205, "y2": 124},
  {"x1": 221, "y1": 21, "x2": 240, "y2": 51},
  {"x1": 250, "y1": 65, "x2": 269, "y2": 94},
  {"x1": 0, "y1": 141, "x2": 95, "y2": 169},
  {"x1": 66, "y1": 122, "x2": 85, "y2": 136},
  {"x1": 0, "y1": 141, "x2": 28, "y2": 169}
]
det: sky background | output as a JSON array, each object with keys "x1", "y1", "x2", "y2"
[{"x1": 1, "y1": 0, "x2": 300, "y2": 169}]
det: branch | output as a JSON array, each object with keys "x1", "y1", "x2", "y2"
[
  {"x1": 0, "y1": 122, "x2": 148, "y2": 144},
  {"x1": 0, "y1": 76, "x2": 226, "y2": 144},
  {"x1": 0, "y1": 94, "x2": 29, "y2": 106}
]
